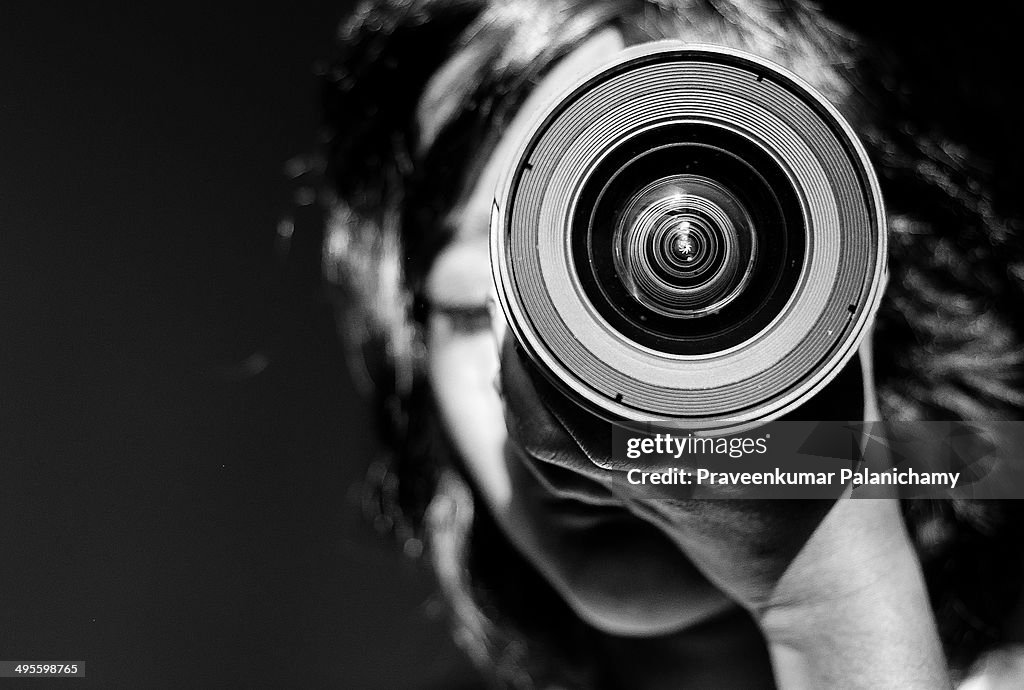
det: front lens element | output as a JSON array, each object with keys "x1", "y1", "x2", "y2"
[
  {"x1": 571, "y1": 124, "x2": 804, "y2": 356},
  {"x1": 614, "y1": 175, "x2": 756, "y2": 318}
]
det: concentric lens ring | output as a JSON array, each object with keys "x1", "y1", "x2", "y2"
[
  {"x1": 490, "y1": 43, "x2": 887, "y2": 430},
  {"x1": 614, "y1": 175, "x2": 755, "y2": 317}
]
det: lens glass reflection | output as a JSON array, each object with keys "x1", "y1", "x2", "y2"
[
  {"x1": 613, "y1": 175, "x2": 756, "y2": 318},
  {"x1": 570, "y1": 123, "x2": 805, "y2": 355}
]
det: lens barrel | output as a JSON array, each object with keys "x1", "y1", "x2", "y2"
[{"x1": 490, "y1": 43, "x2": 886, "y2": 431}]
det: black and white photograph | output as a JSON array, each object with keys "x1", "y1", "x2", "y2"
[{"x1": 3, "y1": 1, "x2": 1024, "y2": 687}]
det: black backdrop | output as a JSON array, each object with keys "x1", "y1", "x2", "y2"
[
  {"x1": 1, "y1": 2, "x2": 1021, "y2": 688},
  {"x1": 0, "y1": 2, "x2": 474, "y2": 687}
]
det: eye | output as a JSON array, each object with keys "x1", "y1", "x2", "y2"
[
  {"x1": 430, "y1": 303, "x2": 493, "y2": 334},
  {"x1": 423, "y1": 237, "x2": 494, "y2": 333}
]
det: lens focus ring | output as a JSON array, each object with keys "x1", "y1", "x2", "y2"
[{"x1": 491, "y1": 43, "x2": 887, "y2": 429}]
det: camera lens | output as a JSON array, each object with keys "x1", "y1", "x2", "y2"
[
  {"x1": 491, "y1": 43, "x2": 887, "y2": 429},
  {"x1": 571, "y1": 123, "x2": 805, "y2": 355}
]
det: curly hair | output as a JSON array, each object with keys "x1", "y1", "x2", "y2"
[{"x1": 312, "y1": 0, "x2": 1024, "y2": 685}]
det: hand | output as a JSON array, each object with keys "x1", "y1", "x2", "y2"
[
  {"x1": 499, "y1": 335, "x2": 830, "y2": 611},
  {"x1": 499, "y1": 335, "x2": 950, "y2": 687}
]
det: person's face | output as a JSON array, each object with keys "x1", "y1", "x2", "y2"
[
  {"x1": 420, "y1": 28, "x2": 738, "y2": 636},
  {"x1": 420, "y1": 27, "x2": 876, "y2": 636}
]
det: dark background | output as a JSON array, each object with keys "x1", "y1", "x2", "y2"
[
  {"x1": 0, "y1": 2, "x2": 474, "y2": 687},
  {"x1": 1, "y1": 2, "x2": 1021, "y2": 688}
]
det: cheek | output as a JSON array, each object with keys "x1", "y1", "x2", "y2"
[
  {"x1": 427, "y1": 319, "x2": 512, "y2": 509},
  {"x1": 426, "y1": 316, "x2": 735, "y2": 636}
]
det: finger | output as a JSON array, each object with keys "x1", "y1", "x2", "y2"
[{"x1": 499, "y1": 334, "x2": 619, "y2": 489}]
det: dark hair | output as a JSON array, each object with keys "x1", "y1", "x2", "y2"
[{"x1": 314, "y1": 0, "x2": 1024, "y2": 685}]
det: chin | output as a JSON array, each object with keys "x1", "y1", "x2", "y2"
[
  {"x1": 564, "y1": 587, "x2": 712, "y2": 637},
  {"x1": 554, "y1": 564, "x2": 734, "y2": 637}
]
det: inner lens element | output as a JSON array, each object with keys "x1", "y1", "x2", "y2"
[
  {"x1": 571, "y1": 122, "x2": 805, "y2": 356},
  {"x1": 614, "y1": 175, "x2": 756, "y2": 318}
]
